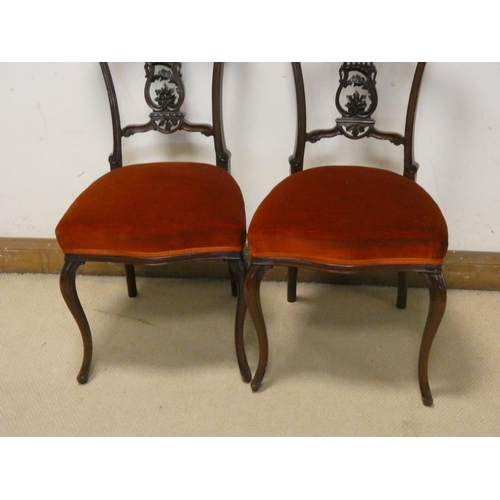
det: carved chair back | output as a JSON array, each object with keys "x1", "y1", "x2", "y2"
[
  {"x1": 100, "y1": 62, "x2": 230, "y2": 171},
  {"x1": 289, "y1": 62, "x2": 425, "y2": 180}
]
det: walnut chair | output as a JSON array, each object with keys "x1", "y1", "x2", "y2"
[
  {"x1": 56, "y1": 63, "x2": 250, "y2": 384},
  {"x1": 244, "y1": 62, "x2": 448, "y2": 406}
]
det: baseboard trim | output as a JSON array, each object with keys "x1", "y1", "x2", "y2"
[{"x1": 1, "y1": 238, "x2": 499, "y2": 290}]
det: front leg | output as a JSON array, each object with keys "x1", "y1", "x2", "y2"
[
  {"x1": 228, "y1": 257, "x2": 250, "y2": 382},
  {"x1": 244, "y1": 263, "x2": 272, "y2": 392},
  {"x1": 418, "y1": 271, "x2": 447, "y2": 406},
  {"x1": 60, "y1": 259, "x2": 93, "y2": 384}
]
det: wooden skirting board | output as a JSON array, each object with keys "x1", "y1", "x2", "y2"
[{"x1": 1, "y1": 237, "x2": 499, "y2": 290}]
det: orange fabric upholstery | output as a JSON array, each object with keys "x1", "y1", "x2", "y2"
[
  {"x1": 248, "y1": 166, "x2": 448, "y2": 266},
  {"x1": 56, "y1": 162, "x2": 246, "y2": 259}
]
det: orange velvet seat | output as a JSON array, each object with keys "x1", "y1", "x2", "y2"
[
  {"x1": 248, "y1": 166, "x2": 448, "y2": 266},
  {"x1": 56, "y1": 162, "x2": 246, "y2": 259}
]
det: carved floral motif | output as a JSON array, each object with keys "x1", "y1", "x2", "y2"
[
  {"x1": 335, "y1": 62, "x2": 378, "y2": 139},
  {"x1": 144, "y1": 62, "x2": 186, "y2": 133}
]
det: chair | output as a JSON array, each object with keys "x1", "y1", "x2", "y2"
[
  {"x1": 244, "y1": 62, "x2": 448, "y2": 406},
  {"x1": 56, "y1": 62, "x2": 250, "y2": 384}
]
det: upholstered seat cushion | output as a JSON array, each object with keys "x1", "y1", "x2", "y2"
[
  {"x1": 56, "y1": 162, "x2": 246, "y2": 259},
  {"x1": 248, "y1": 166, "x2": 448, "y2": 266}
]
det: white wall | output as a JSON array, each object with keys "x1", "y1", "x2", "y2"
[{"x1": 1, "y1": 62, "x2": 499, "y2": 252}]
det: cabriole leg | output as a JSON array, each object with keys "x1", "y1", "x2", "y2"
[
  {"x1": 245, "y1": 264, "x2": 272, "y2": 392},
  {"x1": 228, "y1": 257, "x2": 250, "y2": 382},
  {"x1": 60, "y1": 260, "x2": 93, "y2": 384},
  {"x1": 418, "y1": 271, "x2": 447, "y2": 406}
]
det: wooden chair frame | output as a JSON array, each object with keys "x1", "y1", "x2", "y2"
[
  {"x1": 59, "y1": 63, "x2": 250, "y2": 384},
  {"x1": 244, "y1": 62, "x2": 446, "y2": 406}
]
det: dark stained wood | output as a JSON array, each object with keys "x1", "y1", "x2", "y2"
[
  {"x1": 124, "y1": 264, "x2": 137, "y2": 298},
  {"x1": 60, "y1": 260, "x2": 92, "y2": 384},
  {"x1": 287, "y1": 266, "x2": 298, "y2": 303},
  {"x1": 419, "y1": 272, "x2": 447, "y2": 406},
  {"x1": 288, "y1": 62, "x2": 307, "y2": 175},
  {"x1": 211, "y1": 62, "x2": 231, "y2": 171},
  {"x1": 397, "y1": 271, "x2": 408, "y2": 309},
  {"x1": 100, "y1": 62, "x2": 123, "y2": 170},
  {"x1": 404, "y1": 62, "x2": 426, "y2": 180},
  {"x1": 228, "y1": 265, "x2": 238, "y2": 297},
  {"x1": 228, "y1": 258, "x2": 251, "y2": 382},
  {"x1": 244, "y1": 264, "x2": 272, "y2": 392}
]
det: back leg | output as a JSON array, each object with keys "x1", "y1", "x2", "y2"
[
  {"x1": 125, "y1": 264, "x2": 138, "y2": 297},
  {"x1": 228, "y1": 263, "x2": 238, "y2": 297},
  {"x1": 397, "y1": 271, "x2": 408, "y2": 309},
  {"x1": 287, "y1": 266, "x2": 298, "y2": 303}
]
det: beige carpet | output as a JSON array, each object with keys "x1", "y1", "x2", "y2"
[{"x1": 1, "y1": 272, "x2": 500, "y2": 437}]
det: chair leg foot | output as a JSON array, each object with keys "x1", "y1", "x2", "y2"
[
  {"x1": 421, "y1": 391, "x2": 433, "y2": 407},
  {"x1": 418, "y1": 271, "x2": 446, "y2": 406},
  {"x1": 245, "y1": 263, "x2": 271, "y2": 392},
  {"x1": 125, "y1": 264, "x2": 138, "y2": 298},
  {"x1": 251, "y1": 380, "x2": 262, "y2": 392},
  {"x1": 228, "y1": 257, "x2": 251, "y2": 382},
  {"x1": 287, "y1": 266, "x2": 298, "y2": 303},
  {"x1": 60, "y1": 260, "x2": 93, "y2": 384},
  {"x1": 77, "y1": 371, "x2": 90, "y2": 385}
]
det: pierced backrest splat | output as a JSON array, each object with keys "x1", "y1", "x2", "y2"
[
  {"x1": 101, "y1": 62, "x2": 229, "y2": 171},
  {"x1": 290, "y1": 62, "x2": 425, "y2": 179}
]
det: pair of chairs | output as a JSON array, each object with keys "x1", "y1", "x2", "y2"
[{"x1": 56, "y1": 62, "x2": 448, "y2": 406}]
